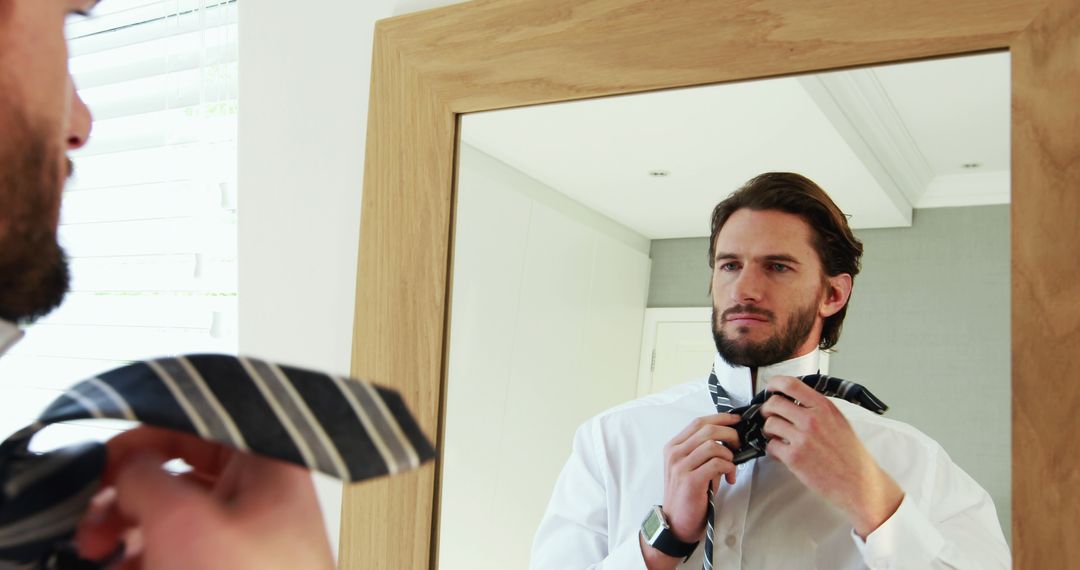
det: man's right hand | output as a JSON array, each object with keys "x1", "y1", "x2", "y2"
[
  {"x1": 642, "y1": 413, "x2": 741, "y2": 569},
  {"x1": 74, "y1": 426, "x2": 335, "y2": 570}
]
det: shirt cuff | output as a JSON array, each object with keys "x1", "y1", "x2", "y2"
[
  {"x1": 605, "y1": 531, "x2": 650, "y2": 570},
  {"x1": 851, "y1": 494, "x2": 945, "y2": 569}
]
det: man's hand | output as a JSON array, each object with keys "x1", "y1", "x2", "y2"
[
  {"x1": 759, "y1": 375, "x2": 904, "y2": 538},
  {"x1": 642, "y1": 413, "x2": 740, "y2": 569},
  {"x1": 74, "y1": 426, "x2": 335, "y2": 570}
]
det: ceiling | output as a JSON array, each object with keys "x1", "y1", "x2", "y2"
[{"x1": 460, "y1": 52, "x2": 1010, "y2": 239}]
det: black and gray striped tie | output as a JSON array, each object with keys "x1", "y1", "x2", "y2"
[
  {"x1": 702, "y1": 369, "x2": 887, "y2": 569},
  {"x1": 0, "y1": 354, "x2": 436, "y2": 570}
]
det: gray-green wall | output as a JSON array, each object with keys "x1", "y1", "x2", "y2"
[{"x1": 647, "y1": 205, "x2": 1011, "y2": 542}]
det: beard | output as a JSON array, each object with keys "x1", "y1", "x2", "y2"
[
  {"x1": 712, "y1": 298, "x2": 818, "y2": 368},
  {"x1": 0, "y1": 109, "x2": 70, "y2": 323}
]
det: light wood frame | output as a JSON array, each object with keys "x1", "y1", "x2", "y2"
[{"x1": 341, "y1": 1, "x2": 1079, "y2": 568}]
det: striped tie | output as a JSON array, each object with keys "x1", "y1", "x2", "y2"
[
  {"x1": 704, "y1": 372, "x2": 736, "y2": 570},
  {"x1": 702, "y1": 369, "x2": 887, "y2": 569},
  {"x1": 0, "y1": 354, "x2": 436, "y2": 570}
]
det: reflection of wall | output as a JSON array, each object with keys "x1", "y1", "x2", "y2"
[
  {"x1": 648, "y1": 238, "x2": 712, "y2": 307},
  {"x1": 645, "y1": 205, "x2": 1011, "y2": 543},
  {"x1": 440, "y1": 145, "x2": 651, "y2": 568}
]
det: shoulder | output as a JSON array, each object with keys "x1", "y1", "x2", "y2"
[
  {"x1": 833, "y1": 398, "x2": 943, "y2": 451},
  {"x1": 575, "y1": 379, "x2": 712, "y2": 441},
  {"x1": 832, "y1": 398, "x2": 960, "y2": 485},
  {"x1": 598, "y1": 379, "x2": 710, "y2": 420},
  {"x1": 833, "y1": 400, "x2": 1001, "y2": 522}
]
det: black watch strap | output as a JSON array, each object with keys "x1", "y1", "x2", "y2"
[{"x1": 650, "y1": 528, "x2": 699, "y2": 559}]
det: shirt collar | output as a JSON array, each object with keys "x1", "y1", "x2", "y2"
[
  {"x1": 0, "y1": 319, "x2": 24, "y2": 358},
  {"x1": 711, "y1": 349, "x2": 821, "y2": 407}
]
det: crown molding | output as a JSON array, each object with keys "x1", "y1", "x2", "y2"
[
  {"x1": 798, "y1": 68, "x2": 942, "y2": 224},
  {"x1": 917, "y1": 170, "x2": 1010, "y2": 208}
]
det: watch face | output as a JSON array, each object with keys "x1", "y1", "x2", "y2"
[
  {"x1": 639, "y1": 505, "x2": 665, "y2": 541},
  {"x1": 642, "y1": 506, "x2": 665, "y2": 542}
]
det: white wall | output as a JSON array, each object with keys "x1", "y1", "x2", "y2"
[
  {"x1": 438, "y1": 145, "x2": 651, "y2": 569},
  {"x1": 237, "y1": 0, "x2": 467, "y2": 558}
]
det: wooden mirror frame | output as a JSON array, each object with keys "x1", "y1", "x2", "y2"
[{"x1": 340, "y1": 1, "x2": 1078, "y2": 567}]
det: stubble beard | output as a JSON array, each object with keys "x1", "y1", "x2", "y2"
[
  {"x1": 0, "y1": 104, "x2": 70, "y2": 323},
  {"x1": 712, "y1": 298, "x2": 818, "y2": 368}
]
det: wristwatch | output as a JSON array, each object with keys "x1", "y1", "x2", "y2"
[{"x1": 640, "y1": 505, "x2": 699, "y2": 560}]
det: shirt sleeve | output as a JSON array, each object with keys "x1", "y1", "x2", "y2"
[
  {"x1": 851, "y1": 444, "x2": 1011, "y2": 569},
  {"x1": 530, "y1": 420, "x2": 649, "y2": 570}
]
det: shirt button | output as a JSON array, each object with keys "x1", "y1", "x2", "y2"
[{"x1": 725, "y1": 534, "x2": 737, "y2": 547}]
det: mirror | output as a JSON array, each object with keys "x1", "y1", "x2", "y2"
[
  {"x1": 438, "y1": 52, "x2": 1010, "y2": 568},
  {"x1": 342, "y1": 1, "x2": 1077, "y2": 567}
]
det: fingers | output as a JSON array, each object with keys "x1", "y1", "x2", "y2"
[
  {"x1": 667, "y1": 417, "x2": 741, "y2": 458},
  {"x1": 679, "y1": 439, "x2": 734, "y2": 467},
  {"x1": 764, "y1": 375, "x2": 828, "y2": 408},
  {"x1": 78, "y1": 427, "x2": 332, "y2": 570},
  {"x1": 102, "y1": 426, "x2": 236, "y2": 487},
  {"x1": 761, "y1": 414, "x2": 797, "y2": 445},
  {"x1": 765, "y1": 437, "x2": 790, "y2": 462},
  {"x1": 670, "y1": 437, "x2": 738, "y2": 489},
  {"x1": 77, "y1": 428, "x2": 232, "y2": 561},
  {"x1": 664, "y1": 415, "x2": 742, "y2": 491},
  {"x1": 113, "y1": 451, "x2": 223, "y2": 527},
  {"x1": 77, "y1": 451, "x2": 228, "y2": 566},
  {"x1": 699, "y1": 456, "x2": 737, "y2": 487},
  {"x1": 104, "y1": 426, "x2": 313, "y2": 518},
  {"x1": 761, "y1": 414, "x2": 800, "y2": 466},
  {"x1": 668, "y1": 414, "x2": 741, "y2": 448},
  {"x1": 74, "y1": 488, "x2": 127, "y2": 560},
  {"x1": 688, "y1": 442, "x2": 737, "y2": 485},
  {"x1": 759, "y1": 394, "x2": 808, "y2": 428}
]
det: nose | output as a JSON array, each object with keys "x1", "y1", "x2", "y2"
[
  {"x1": 66, "y1": 77, "x2": 92, "y2": 150},
  {"x1": 730, "y1": 265, "x2": 764, "y2": 304}
]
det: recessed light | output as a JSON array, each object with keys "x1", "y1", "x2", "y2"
[
  {"x1": 648, "y1": 170, "x2": 670, "y2": 177},
  {"x1": 961, "y1": 162, "x2": 982, "y2": 169}
]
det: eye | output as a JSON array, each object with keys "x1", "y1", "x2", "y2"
[
  {"x1": 770, "y1": 263, "x2": 791, "y2": 273},
  {"x1": 718, "y1": 261, "x2": 739, "y2": 271}
]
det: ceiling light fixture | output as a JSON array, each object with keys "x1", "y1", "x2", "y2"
[
  {"x1": 648, "y1": 170, "x2": 670, "y2": 177},
  {"x1": 961, "y1": 162, "x2": 982, "y2": 169}
]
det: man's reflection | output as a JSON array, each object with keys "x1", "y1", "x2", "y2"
[{"x1": 531, "y1": 172, "x2": 1008, "y2": 569}]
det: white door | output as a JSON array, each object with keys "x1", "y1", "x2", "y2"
[{"x1": 637, "y1": 308, "x2": 715, "y2": 396}]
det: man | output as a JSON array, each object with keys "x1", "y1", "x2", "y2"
[
  {"x1": 0, "y1": 1, "x2": 334, "y2": 567},
  {"x1": 531, "y1": 173, "x2": 1009, "y2": 568}
]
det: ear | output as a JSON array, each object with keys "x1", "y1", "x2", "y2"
[{"x1": 819, "y1": 273, "x2": 852, "y2": 318}]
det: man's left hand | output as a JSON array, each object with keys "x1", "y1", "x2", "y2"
[{"x1": 759, "y1": 375, "x2": 904, "y2": 538}]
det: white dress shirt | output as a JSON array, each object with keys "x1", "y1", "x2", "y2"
[{"x1": 531, "y1": 350, "x2": 1009, "y2": 569}]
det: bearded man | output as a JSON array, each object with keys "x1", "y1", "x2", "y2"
[
  {"x1": 1, "y1": 2, "x2": 334, "y2": 568},
  {"x1": 531, "y1": 172, "x2": 1009, "y2": 569}
]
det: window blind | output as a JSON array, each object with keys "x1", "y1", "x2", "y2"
[{"x1": 0, "y1": 0, "x2": 239, "y2": 450}]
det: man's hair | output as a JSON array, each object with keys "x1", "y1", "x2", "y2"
[{"x1": 708, "y1": 172, "x2": 863, "y2": 350}]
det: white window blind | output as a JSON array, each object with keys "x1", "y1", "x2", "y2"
[{"x1": 0, "y1": 0, "x2": 239, "y2": 450}]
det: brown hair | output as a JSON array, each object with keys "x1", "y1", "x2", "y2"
[{"x1": 708, "y1": 172, "x2": 863, "y2": 349}]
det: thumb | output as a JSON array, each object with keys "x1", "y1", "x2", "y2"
[{"x1": 114, "y1": 452, "x2": 222, "y2": 527}]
